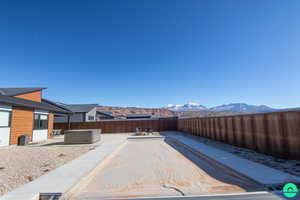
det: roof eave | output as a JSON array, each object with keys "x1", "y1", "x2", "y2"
[
  {"x1": 8, "y1": 88, "x2": 47, "y2": 96},
  {"x1": 42, "y1": 99, "x2": 73, "y2": 113},
  {"x1": 0, "y1": 95, "x2": 72, "y2": 115}
]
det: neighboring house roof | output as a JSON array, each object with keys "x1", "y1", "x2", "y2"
[
  {"x1": 41, "y1": 99, "x2": 73, "y2": 113},
  {"x1": 96, "y1": 111, "x2": 114, "y2": 118},
  {"x1": 126, "y1": 114, "x2": 152, "y2": 118},
  {"x1": 0, "y1": 87, "x2": 47, "y2": 96},
  {"x1": 0, "y1": 94, "x2": 71, "y2": 114},
  {"x1": 56, "y1": 104, "x2": 98, "y2": 113}
]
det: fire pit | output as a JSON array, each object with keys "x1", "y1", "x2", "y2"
[{"x1": 127, "y1": 128, "x2": 164, "y2": 140}]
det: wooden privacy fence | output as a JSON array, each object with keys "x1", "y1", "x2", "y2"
[
  {"x1": 177, "y1": 110, "x2": 300, "y2": 160},
  {"x1": 54, "y1": 117, "x2": 177, "y2": 133}
]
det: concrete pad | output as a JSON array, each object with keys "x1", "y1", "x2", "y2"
[
  {"x1": 69, "y1": 138, "x2": 263, "y2": 199},
  {"x1": 127, "y1": 136, "x2": 165, "y2": 140},
  {"x1": 0, "y1": 134, "x2": 128, "y2": 200},
  {"x1": 163, "y1": 131, "x2": 300, "y2": 185}
]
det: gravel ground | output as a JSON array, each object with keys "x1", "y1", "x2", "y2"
[
  {"x1": 0, "y1": 136, "x2": 96, "y2": 196},
  {"x1": 166, "y1": 131, "x2": 300, "y2": 177}
]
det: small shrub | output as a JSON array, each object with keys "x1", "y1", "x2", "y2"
[{"x1": 27, "y1": 176, "x2": 33, "y2": 182}]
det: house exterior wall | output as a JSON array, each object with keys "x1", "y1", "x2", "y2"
[
  {"x1": 0, "y1": 104, "x2": 12, "y2": 146},
  {"x1": 10, "y1": 106, "x2": 34, "y2": 145},
  {"x1": 32, "y1": 129, "x2": 48, "y2": 142},
  {"x1": 14, "y1": 91, "x2": 42, "y2": 102},
  {"x1": 86, "y1": 107, "x2": 97, "y2": 122},
  {"x1": 9, "y1": 107, "x2": 54, "y2": 145},
  {"x1": 32, "y1": 110, "x2": 49, "y2": 143},
  {"x1": 0, "y1": 90, "x2": 59, "y2": 145},
  {"x1": 48, "y1": 113, "x2": 54, "y2": 138},
  {"x1": 55, "y1": 113, "x2": 85, "y2": 123}
]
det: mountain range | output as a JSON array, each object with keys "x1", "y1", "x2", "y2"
[
  {"x1": 166, "y1": 102, "x2": 277, "y2": 113},
  {"x1": 166, "y1": 102, "x2": 208, "y2": 111}
]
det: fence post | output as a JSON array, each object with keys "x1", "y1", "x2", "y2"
[
  {"x1": 279, "y1": 112, "x2": 289, "y2": 158},
  {"x1": 224, "y1": 117, "x2": 229, "y2": 143},
  {"x1": 251, "y1": 115, "x2": 258, "y2": 151},
  {"x1": 212, "y1": 118, "x2": 216, "y2": 140},
  {"x1": 231, "y1": 116, "x2": 237, "y2": 145},
  {"x1": 240, "y1": 115, "x2": 246, "y2": 147},
  {"x1": 263, "y1": 114, "x2": 271, "y2": 155}
]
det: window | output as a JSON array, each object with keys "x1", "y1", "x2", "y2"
[
  {"x1": 88, "y1": 116, "x2": 94, "y2": 121},
  {"x1": 0, "y1": 111, "x2": 11, "y2": 127},
  {"x1": 34, "y1": 114, "x2": 48, "y2": 129}
]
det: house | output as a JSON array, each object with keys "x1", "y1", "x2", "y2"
[
  {"x1": 54, "y1": 104, "x2": 99, "y2": 123},
  {"x1": 96, "y1": 111, "x2": 115, "y2": 120},
  {"x1": 0, "y1": 88, "x2": 71, "y2": 146},
  {"x1": 54, "y1": 104, "x2": 118, "y2": 122},
  {"x1": 126, "y1": 114, "x2": 152, "y2": 119}
]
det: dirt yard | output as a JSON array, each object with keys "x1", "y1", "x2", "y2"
[
  {"x1": 0, "y1": 136, "x2": 96, "y2": 196},
  {"x1": 166, "y1": 132, "x2": 300, "y2": 177},
  {"x1": 69, "y1": 138, "x2": 261, "y2": 199}
]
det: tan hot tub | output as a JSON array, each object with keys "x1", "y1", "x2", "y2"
[{"x1": 64, "y1": 129, "x2": 101, "y2": 144}]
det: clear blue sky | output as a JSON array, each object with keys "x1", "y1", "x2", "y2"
[{"x1": 0, "y1": 0, "x2": 299, "y2": 108}]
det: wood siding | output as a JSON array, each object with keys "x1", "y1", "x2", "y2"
[
  {"x1": 9, "y1": 107, "x2": 54, "y2": 145},
  {"x1": 48, "y1": 113, "x2": 54, "y2": 138},
  {"x1": 10, "y1": 106, "x2": 34, "y2": 145},
  {"x1": 14, "y1": 91, "x2": 42, "y2": 102}
]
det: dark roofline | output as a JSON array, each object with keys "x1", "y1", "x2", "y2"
[
  {"x1": 61, "y1": 104, "x2": 99, "y2": 113},
  {"x1": 41, "y1": 99, "x2": 73, "y2": 113},
  {"x1": 0, "y1": 94, "x2": 71, "y2": 114},
  {"x1": 126, "y1": 114, "x2": 152, "y2": 116},
  {"x1": 67, "y1": 104, "x2": 98, "y2": 107},
  {"x1": 96, "y1": 111, "x2": 114, "y2": 118},
  {"x1": 42, "y1": 99, "x2": 72, "y2": 112},
  {"x1": 126, "y1": 114, "x2": 152, "y2": 118},
  {"x1": 0, "y1": 87, "x2": 47, "y2": 96}
]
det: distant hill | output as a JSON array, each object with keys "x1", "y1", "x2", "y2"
[
  {"x1": 209, "y1": 103, "x2": 276, "y2": 113},
  {"x1": 66, "y1": 102, "x2": 279, "y2": 120},
  {"x1": 97, "y1": 106, "x2": 175, "y2": 118},
  {"x1": 176, "y1": 110, "x2": 238, "y2": 118}
]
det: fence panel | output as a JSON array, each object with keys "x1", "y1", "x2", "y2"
[
  {"x1": 177, "y1": 111, "x2": 300, "y2": 159},
  {"x1": 219, "y1": 117, "x2": 226, "y2": 142},
  {"x1": 56, "y1": 111, "x2": 300, "y2": 159},
  {"x1": 243, "y1": 115, "x2": 255, "y2": 149},
  {"x1": 227, "y1": 117, "x2": 234, "y2": 145},
  {"x1": 55, "y1": 117, "x2": 177, "y2": 134},
  {"x1": 254, "y1": 114, "x2": 268, "y2": 154},
  {"x1": 267, "y1": 113, "x2": 284, "y2": 157},
  {"x1": 284, "y1": 112, "x2": 300, "y2": 160}
]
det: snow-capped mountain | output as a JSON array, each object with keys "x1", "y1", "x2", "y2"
[
  {"x1": 166, "y1": 102, "x2": 276, "y2": 113},
  {"x1": 166, "y1": 102, "x2": 208, "y2": 112},
  {"x1": 166, "y1": 104, "x2": 182, "y2": 110},
  {"x1": 209, "y1": 103, "x2": 276, "y2": 113}
]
